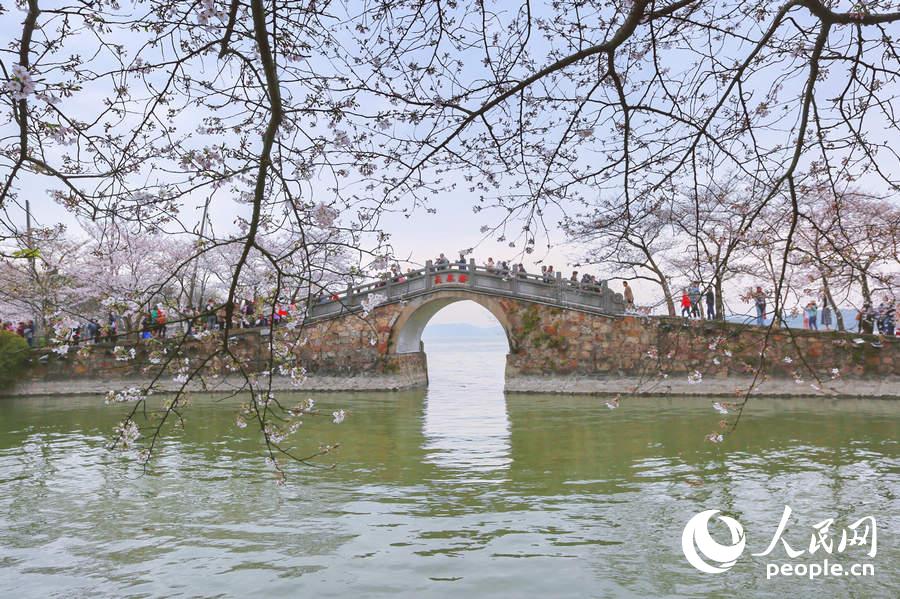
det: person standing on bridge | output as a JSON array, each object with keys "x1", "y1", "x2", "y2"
[
  {"x1": 623, "y1": 281, "x2": 635, "y2": 310},
  {"x1": 457, "y1": 254, "x2": 467, "y2": 270},
  {"x1": 705, "y1": 289, "x2": 716, "y2": 320},
  {"x1": 485, "y1": 257, "x2": 496, "y2": 273}
]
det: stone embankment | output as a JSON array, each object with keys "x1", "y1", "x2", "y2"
[{"x1": 4, "y1": 302, "x2": 899, "y2": 398}]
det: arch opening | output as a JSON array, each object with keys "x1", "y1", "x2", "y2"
[{"x1": 391, "y1": 294, "x2": 513, "y2": 355}]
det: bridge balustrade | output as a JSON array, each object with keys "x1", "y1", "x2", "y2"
[{"x1": 306, "y1": 258, "x2": 625, "y2": 321}]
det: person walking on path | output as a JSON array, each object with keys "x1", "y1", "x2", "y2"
[
  {"x1": 805, "y1": 301, "x2": 819, "y2": 331},
  {"x1": 23, "y1": 320, "x2": 34, "y2": 347},
  {"x1": 752, "y1": 286, "x2": 767, "y2": 326},
  {"x1": 204, "y1": 299, "x2": 217, "y2": 330},
  {"x1": 688, "y1": 282, "x2": 702, "y2": 318},
  {"x1": 877, "y1": 299, "x2": 895, "y2": 336},
  {"x1": 623, "y1": 281, "x2": 635, "y2": 310},
  {"x1": 705, "y1": 289, "x2": 716, "y2": 320}
]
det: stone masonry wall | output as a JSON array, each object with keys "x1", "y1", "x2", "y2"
[
  {"x1": 503, "y1": 304, "x2": 899, "y2": 378},
  {"x1": 9, "y1": 292, "x2": 900, "y2": 397},
  {"x1": 500, "y1": 301, "x2": 899, "y2": 396},
  {"x1": 11, "y1": 322, "x2": 426, "y2": 396}
]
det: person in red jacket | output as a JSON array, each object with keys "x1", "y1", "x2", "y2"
[{"x1": 681, "y1": 289, "x2": 692, "y2": 318}]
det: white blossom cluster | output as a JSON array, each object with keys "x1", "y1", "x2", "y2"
[
  {"x1": 4, "y1": 64, "x2": 35, "y2": 101},
  {"x1": 197, "y1": 0, "x2": 226, "y2": 25},
  {"x1": 113, "y1": 346, "x2": 136, "y2": 362},
  {"x1": 312, "y1": 203, "x2": 339, "y2": 228},
  {"x1": 360, "y1": 293, "x2": 387, "y2": 316},
  {"x1": 171, "y1": 357, "x2": 191, "y2": 385},
  {"x1": 114, "y1": 419, "x2": 141, "y2": 447},
  {"x1": 105, "y1": 387, "x2": 146, "y2": 404},
  {"x1": 49, "y1": 125, "x2": 77, "y2": 146},
  {"x1": 265, "y1": 421, "x2": 302, "y2": 444}
]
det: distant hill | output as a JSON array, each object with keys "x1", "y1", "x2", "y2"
[{"x1": 422, "y1": 323, "x2": 506, "y2": 340}]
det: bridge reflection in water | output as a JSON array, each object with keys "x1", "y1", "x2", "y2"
[{"x1": 421, "y1": 332, "x2": 512, "y2": 478}]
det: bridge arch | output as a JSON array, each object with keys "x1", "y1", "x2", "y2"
[{"x1": 389, "y1": 289, "x2": 517, "y2": 354}]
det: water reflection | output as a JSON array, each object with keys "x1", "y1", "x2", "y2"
[
  {"x1": 421, "y1": 338, "x2": 512, "y2": 476},
  {"x1": 0, "y1": 340, "x2": 898, "y2": 598}
]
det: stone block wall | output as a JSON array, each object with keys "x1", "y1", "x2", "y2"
[
  {"x1": 9, "y1": 291, "x2": 899, "y2": 397},
  {"x1": 501, "y1": 306, "x2": 899, "y2": 382}
]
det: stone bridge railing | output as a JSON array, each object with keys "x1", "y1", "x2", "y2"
[{"x1": 307, "y1": 259, "x2": 625, "y2": 321}]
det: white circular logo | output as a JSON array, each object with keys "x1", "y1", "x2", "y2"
[{"x1": 682, "y1": 510, "x2": 746, "y2": 573}]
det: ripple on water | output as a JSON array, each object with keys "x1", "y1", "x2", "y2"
[{"x1": 0, "y1": 342, "x2": 897, "y2": 597}]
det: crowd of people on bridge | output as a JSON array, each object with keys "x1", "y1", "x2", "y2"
[
  {"x1": 325, "y1": 254, "x2": 898, "y2": 338},
  {"x1": 362, "y1": 253, "x2": 614, "y2": 297},
  {"x1": 5, "y1": 254, "x2": 897, "y2": 348}
]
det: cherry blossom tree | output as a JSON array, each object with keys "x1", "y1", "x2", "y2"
[
  {"x1": 564, "y1": 198, "x2": 679, "y2": 315},
  {"x1": 4, "y1": 0, "x2": 900, "y2": 461}
]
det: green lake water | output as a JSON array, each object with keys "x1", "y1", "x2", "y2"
[{"x1": 0, "y1": 339, "x2": 897, "y2": 597}]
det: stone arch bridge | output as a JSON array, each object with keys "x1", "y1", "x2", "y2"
[
  {"x1": 295, "y1": 260, "x2": 900, "y2": 396},
  {"x1": 305, "y1": 259, "x2": 625, "y2": 356},
  {"x1": 14, "y1": 261, "x2": 900, "y2": 397}
]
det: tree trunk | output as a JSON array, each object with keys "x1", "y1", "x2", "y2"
[
  {"x1": 660, "y1": 278, "x2": 676, "y2": 316},
  {"x1": 821, "y1": 274, "x2": 844, "y2": 331},
  {"x1": 859, "y1": 272, "x2": 871, "y2": 306},
  {"x1": 714, "y1": 275, "x2": 725, "y2": 320},
  {"x1": 646, "y1": 253, "x2": 675, "y2": 316}
]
